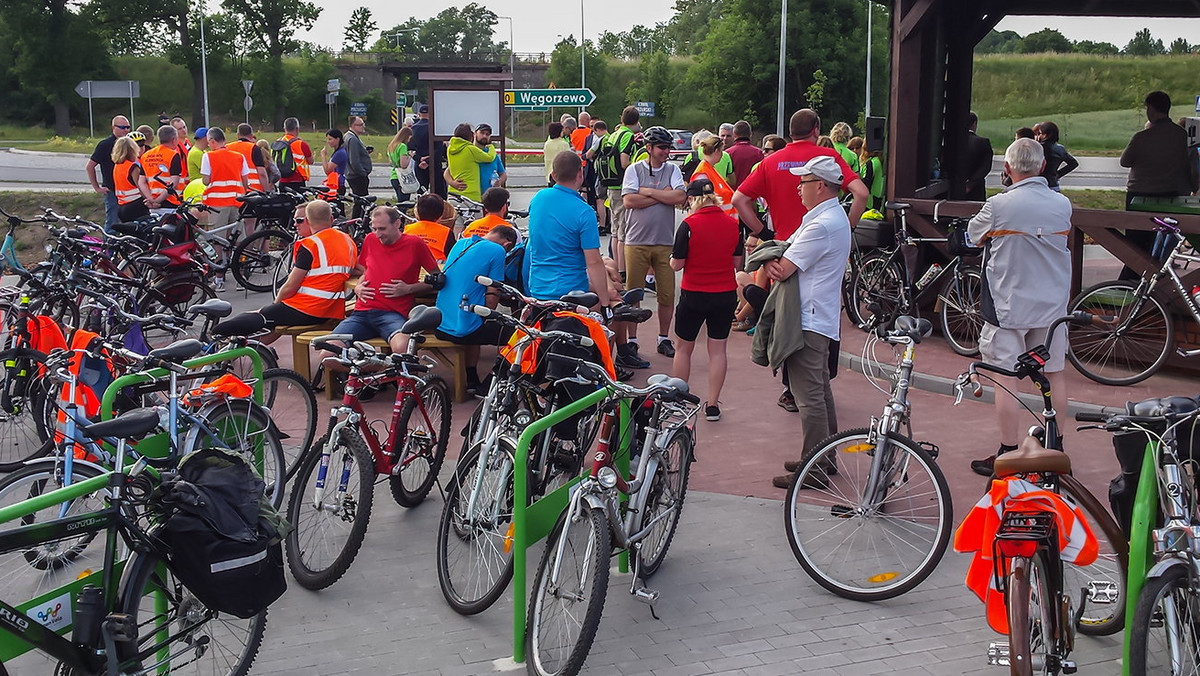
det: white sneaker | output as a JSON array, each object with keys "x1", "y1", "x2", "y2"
[{"x1": 213, "y1": 277, "x2": 226, "y2": 293}]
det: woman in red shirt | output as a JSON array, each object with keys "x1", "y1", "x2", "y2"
[{"x1": 670, "y1": 177, "x2": 743, "y2": 422}]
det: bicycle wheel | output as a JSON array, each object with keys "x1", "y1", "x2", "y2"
[
  {"x1": 1058, "y1": 474, "x2": 1128, "y2": 636},
  {"x1": 258, "y1": 368, "x2": 317, "y2": 483},
  {"x1": 1006, "y1": 552, "x2": 1055, "y2": 676},
  {"x1": 0, "y1": 347, "x2": 55, "y2": 471},
  {"x1": 117, "y1": 554, "x2": 265, "y2": 676},
  {"x1": 938, "y1": 264, "x2": 984, "y2": 357},
  {"x1": 436, "y1": 442, "x2": 516, "y2": 615},
  {"x1": 138, "y1": 277, "x2": 215, "y2": 349},
  {"x1": 785, "y1": 428, "x2": 953, "y2": 601},
  {"x1": 181, "y1": 399, "x2": 286, "y2": 509},
  {"x1": 526, "y1": 505, "x2": 611, "y2": 676},
  {"x1": 231, "y1": 229, "x2": 293, "y2": 293},
  {"x1": 285, "y1": 430, "x2": 374, "y2": 590},
  {"x1": 1130, "y1": 565, "x2": 1200, "y2": 676},
  {"x1": 849, "y1": 252, "x2": 905, "y2": 329},
  {"x1": 636, "y1": 428, "x2": 693, "y2": 578},
  {"x1": 389, "y1": 376, "x2": 452, "y2": 508},
  {"x1": 1068, "y1": 280, "x2": 1172, "y2": 386}
]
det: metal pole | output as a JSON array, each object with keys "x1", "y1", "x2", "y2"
[
  {"x1": 129, "y1": 81, "x2": 135, "y2": 128},
  {"x1": 579, "y1": 0, "x2": 585, "y2": 94},
  {"x1": 500, "y1": 16, "x2": 515, "y2": 141},
  {"x1": 776, "y1": 0, "x2": 788, "y2": 137},
  {"x1": 865, "y1": 0, "x2": 872, "y2": 117},
  {"x1": 199, "y1": 0, "x2": 211, "y2": 127},
  {"x1": 87, "y1": 82, "x2": 94, "y2": 138}
]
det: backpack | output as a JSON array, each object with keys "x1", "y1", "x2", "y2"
[
  {"x1": 595, "y1": 128, "x2": 637, "y2": 188},
  {"x1": 271, "y1": 138, "x2": 299, "y2": 179},
  {"x1": 504, "y1": 241, "x2": 527, "y2": 293}
]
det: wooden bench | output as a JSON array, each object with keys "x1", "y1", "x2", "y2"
[
  {"x1": 277, "y1": 322, "x2": 337, "y2": 383},
  {"x1": 292, "y1": 330, "x2": 469, "y2": 403}
]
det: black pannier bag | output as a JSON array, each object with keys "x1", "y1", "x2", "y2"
[
  {"x1": 1108, "y1": 414, "x2": 1200, "y2": 539},
  {"x1": 852, "y1": 219, "x2": 895, "y2": 249},
  {"x1": 153, "y1": 448, "x2": 288, "y2": 619},
  {"x1": 945, "y1": 218, "x2": 984, "y2": 258},
  {"x1": 537, "y1": 313, "x2": 610, "y2": 442}
]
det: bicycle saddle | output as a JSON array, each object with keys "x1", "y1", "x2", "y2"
[
  {"x1": 892, "y1": 315, "x2": 933, "y2": 342},
  {"x1": 211, "y1": 312, "x2": 267, "y2": 337},
  {"x1": 147, "y1": 338, "x2": 205, "y2": 364},
  {"x1": 1126, "y1": 396, "x2": 1200, "y2": 418},
  {"x1": 79, "y1": 407, "x2": 160, "y2": 440},
  {"x1": 401, "y1": 305, "x2": 443, "y2": 335},
  {"x1": 134, "y1": 253, "x2": 173, "y2": 269},
  {"x1": 646, "y1": 373, "x2": 696, "y2": 400},
  {"x1": 993, "y1": 435, "x2": 1071, "y2": 478},
  {"x1": 560, "y1": 291, "x2": 599, "y2": 308},
  {"x1": 152, "y1": 223, "x2": 184, "y2": 240},
  {"x1": 111, "y1": 221, "x2": 151, "y2": 238},
  {"x1": 883, "y1": 201, "x2": 911, "y2": 211},
  {"x1": 187, "y1": 299, "x2": 233, "y2": 320}
]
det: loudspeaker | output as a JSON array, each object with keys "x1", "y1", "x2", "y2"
[{"x1": 865, "y1": 116, "x2": 886, "y2": 152}]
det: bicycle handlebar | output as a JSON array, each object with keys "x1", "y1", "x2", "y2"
[
  {"x1": 467, "y1": 303, "x2": 595, "y2": 348},
  {"x1": 546, "y1": 352, "x2": 701, "y2": 405}
]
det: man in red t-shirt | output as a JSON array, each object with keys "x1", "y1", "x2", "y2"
[
  {"x1": 732, "y1": 108, "x2": 869, "y2": 241},
  {"x1": 332, "y1": 206, "x2": 439, "y2": 354}
]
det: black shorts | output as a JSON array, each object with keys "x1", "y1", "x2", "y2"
[
  {"x1": 674, "y1": 290, "x2": 738, "y2": 342},
  {"x1": 434, "y1": 318, "x2": 511, "y2": 346},
  {"x1": 258, "y1": 302, "x2": 326, "y2": 328}
]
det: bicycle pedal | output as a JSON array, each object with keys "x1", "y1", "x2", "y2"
[
  {"x1": 102, "y1": 613, "x2": 138, "y2": 643},
  {"x1": 987, "y1": 641, "x2": 1010, "y2": 666},
  {"x1": 919, "y1": 441, "x2": 940, "y2": 460},
  {"x1": 1061, "y1": 660, "x2": 1077, "y2": 674},
  {"x1": 632, "y1": 586, "x2": 660, "y2": 604}
]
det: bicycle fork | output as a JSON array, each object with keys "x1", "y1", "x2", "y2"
[{"x1": 312, "y1": 408, "x2": 359, "y2": 515}]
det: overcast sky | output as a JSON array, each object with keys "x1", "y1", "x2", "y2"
[{"x1": 294, "y1": 1, "x2": 1200, "y2": 55}]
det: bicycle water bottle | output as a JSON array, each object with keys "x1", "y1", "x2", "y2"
[{"x1": 915, "y1": 263, "x2": 942, "y2": 290}]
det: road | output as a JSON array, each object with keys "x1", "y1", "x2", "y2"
[{"x1": 0, "y1": 147, "x2": 1132, "y2": 192}]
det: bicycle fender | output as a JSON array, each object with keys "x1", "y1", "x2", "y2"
[
  {"x1": 19, "y1": 456, "x2": 109, "y2": 475},
  {"x1": 1146, "y1": 557, "x2": 1189, "y2": 580},
  {"x1": 581, "y1": 491, "x2": 609, "y2": 514}
]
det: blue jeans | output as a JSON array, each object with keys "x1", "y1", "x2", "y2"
[
  {"x1": 332, "y1": 309, "x2": 409, "y2": 343},
  {"x1": 103, "y1": 190, "x2": 119, "y2": 231}
]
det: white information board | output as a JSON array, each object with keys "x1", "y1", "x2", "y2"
[{"x1": 432, "y1": 89, "x2": 501, "y2": 137}]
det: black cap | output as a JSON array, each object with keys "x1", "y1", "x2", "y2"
[
  {"x1": 474, "y1": 123, "x2": 492, "y2": 132},
  {"x1": 416, "y1": 104, "x2": 429, "y2": 114},
  {"x1": 686, "y1": 177, "x2": 715, "y2": 197}
]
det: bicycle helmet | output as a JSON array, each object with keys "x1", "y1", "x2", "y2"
[
  {"x1": 127, "y1": 131, "x2": 146, "y2": 144},
  {"x1": 642, "y1": 126, "x2": 673, "y2": 147}
]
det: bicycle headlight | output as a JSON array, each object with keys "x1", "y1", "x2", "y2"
[
  {"x1": 513, "y1": 409, "x2": 533, "y2": 429},
  {"x1": 597, "y1": 466, "x2": 619, "y2": 489}
]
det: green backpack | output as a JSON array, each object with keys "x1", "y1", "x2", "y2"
[{"x1": 595, "y1": 128, "x2": 638, "y2": 188}]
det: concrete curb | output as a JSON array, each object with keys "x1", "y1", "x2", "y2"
[{"x1": 3, "y1": 148, "x2": 90, "y2": 159}]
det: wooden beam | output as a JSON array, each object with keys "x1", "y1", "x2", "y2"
[{"x1": 897, "y1": 0, "x2": 940, "y2": 42}]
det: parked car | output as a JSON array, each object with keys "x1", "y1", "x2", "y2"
[{"x1": 668, "y1": 129, "x2": 693, "y2": 151}]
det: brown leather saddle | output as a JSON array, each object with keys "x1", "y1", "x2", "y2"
[{"x1": 993, "y1": 436, "x2": 1071, "y2": 478}]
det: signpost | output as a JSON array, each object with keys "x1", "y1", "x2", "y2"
[
  {"x1": 503, "y1": 88, "x2": 596, "y2": 111},
  {"x1": 635, "y1": 101, "x2": 656, "y2": 118},
  {"x1": 74, "y1": 80, "x2": 141, "y2": 138},
  {"x1": 327, "y1": 79, "x2": 341, "y2": 129},
  {"x1": 242, "y1": 80, "x2": 254, "y2": 124},
  {"x1": 394, "y1": 91, "x2": 407, "y2": 131},
  {"x1": 349, "y1": 102, "x2": 368, "y2": 119}
]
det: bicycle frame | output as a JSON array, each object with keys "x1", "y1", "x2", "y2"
[{"x1": 1125, "y1": 227, "x2": 1200, "y2": 359}]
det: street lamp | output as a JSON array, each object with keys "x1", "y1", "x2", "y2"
[
  {"x1": 579, "y1": 0, "x2": 585, "y2": 94},
  {"x1": 865, "y1": 0, "x2": 873, "y2": 117},
  {"x1": 198, "y1": 0, "x2": 210, "y2": 127},
  {"x1": 776, "y1": 0, "x2": 787, "y2": 136},
  {"x1": 498, "y1": 15, "x2": 515, "y2": 140},
  {"x1": 387, "y1": 27, "x2": 418, "y2": 51}
]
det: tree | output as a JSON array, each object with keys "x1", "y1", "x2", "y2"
[
  {"x1": 374, "y1": 4, "x2": 502, "y2": 61},
  {"x1": 1074, "y1": 40, "x2": 1119, "y2": 55},
  {"x1": 545, "y1": 36, "x2": 609, "y2": 93},
  {"x1": 1019, "y1": 28, "x2": 1072, "y2": 54},
  {"x1": 976, "y1": 29, "x2": 1022, "y2": 54},
  {"x1": 664, "y1": 0, "x2": 725, "y2": 55},
  {"x1": 805, "y1": 69, "x2": 827, "y2": 110},
  {"x1": 625, "y1": 51, "x2": 673, "y2": 118},
  {"x1": 1125, "y1": 28, "x2": 1165, "y2": 56},
  {"x1": 343, "y1": 7, "x2": 377, "y2": 53},
  {"x1": 221, "y1": 0, "x2": 322, "y2": 130},
  {"x1": 1169, "y1": 37, "x2": 1191, "y2": 55}
]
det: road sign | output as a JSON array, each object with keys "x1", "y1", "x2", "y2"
[
  {"x1": 1195, "y1": 94, "x2": 1200, "y2": 112},
  {"x1": 327, "y1": 79, "x2": 341, "y2": 93},
  {"x1": 390, "y1": 109, "x2": 399, "y2": 128},
  {"x1": 350, "y1": 102, "x2": 368, "y2": 117},
  {"x1": 396, "y1": 91, "x2": 407, "y2": 108},
  {"x1": 242, "y1": 80, "x2": 254, "y2": 95},
  {"x1": 635, "y1": 101, "x2": 656, "y2": 117},
  {"x1": 325, "y1": 92, "x2": 338, "y2": 105},
  {"x1": 243, "y1": 96, "x2": 253, "y2": 112},
  {"x1": 74, "y1": 80, "x2": 140, "y2": 99},
  {"x1": 504, "y1": 88, "x2": 596, "y2": 108}
]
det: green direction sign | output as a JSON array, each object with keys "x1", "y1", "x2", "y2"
[
  {"x1": 504, "y1": 88, "x2": 596, "y2": 108},
  {"x1": 396, "y1": 91, "x2": 406, "y2": 108}
]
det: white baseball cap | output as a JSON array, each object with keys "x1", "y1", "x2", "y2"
[{"x1": 789, "y1": 155, "x2": 843, "y2": 185}]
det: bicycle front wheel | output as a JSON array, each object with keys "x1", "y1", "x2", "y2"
[
  {"x1": 259, "y1": 367, "x2": 317, "y2": 482},
  {"x1": 1130, "y1": 565, "x2": 1200, "y2": 676},
  {"x1": 1068, "y1": 280, "x2": 1172, "y2": 386},
  {"x1": 231, "y1": 229, "x2": 294, "y2": 293},
  {"x1": 182, "y1": 398, "x2": 286, "y2": 508},
  {"x1": 636, "y1": 428, "x2": 693, "y2": 578},
  {"x1": 0, "y1": 347, "x2": 54, "y2": 471},
  {"x1": 526, "y1": 505, "x2": 611, "y2": 676},
  {"x1": 849, "y1": 252, "x2": 905, "y2": 329},
  {"x1": 1058, "y1": 474, "x2": 1128, "y2": 636},
  {"x1": 389, "y1": 376, "x2": 452, "y2": 508},
  {"x1": 285, "y1": 430, "x2": 375, "y2": 590},
  {"x1": 1006, "y1": 552, "x2": 1055, "y2": 676},
  {"x1": 938, "y1": 264, "x2": 984, "y2": 357},
  {"x1": 785, "y1": 428, "x2": 953, "y2": 601}
]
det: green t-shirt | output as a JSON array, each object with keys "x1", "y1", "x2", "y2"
[
  {"x1": 388, "y1": 142, "x2": 408, "y2": 181},
  {"x1": 833, "y1": 142, "x2": 860, "y2": 175},
  {"x1": 713, "y1": 151, "x2": 734, "y2": 182},
  {"x1": 187, "y1": 146, "x2": 205, "y2": 184}
]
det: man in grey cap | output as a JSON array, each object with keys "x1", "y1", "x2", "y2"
[{"x1": 763, "y1": 155, "x2": 851, "y2": 490}]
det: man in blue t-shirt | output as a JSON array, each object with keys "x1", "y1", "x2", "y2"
[
  {"x1": 435, "y1": 225, "x2": 518, "y2": 392},
  {"x1": 475, "y1": 124, "x2": 507, "y2": 189}
]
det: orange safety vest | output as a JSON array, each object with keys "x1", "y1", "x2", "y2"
[
  {"x1": 462, "y1": 213, "x2": 510, "y2": 239},
  {"x1": 322, "y1": 170, "x2": 340, "y2": 199},
  {"x1": 113, "y1": 160, "x2": 143, "y2": 206},
  {"x1": 55, "y1": 329, "x2": 106, "y2": 460},
  {"x1": 500, "y1": 312, "x2": 615, "y2": 379},
  {"x1": 691, "y1": 161, "x2": 736, "y2": 216},
  {"x1": 953, "y1": 477, "x2": 1099, "y2": 634},
  {"x1": 283, "y1": 227, "x2": 358, "y2": 319},
  {"x1": 140, "y1": 144, "x2": 182, "y2": 206},
  {"x1": 405, "y1": 220, "x2": 453, "y2": 262},
  {"x1": 203, "y1": 148, "x2": 247, "y2": 208},
  {"x1": 176, "y1": 140, "x2": 192, "y2": 179},
  {"x1": 226, "y1": 139, "x2": 264, "y2": 192},
  {"x1": 280, "y1": 134, "x2": 311, "y2": 181}
]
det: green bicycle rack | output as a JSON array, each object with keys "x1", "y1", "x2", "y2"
[{"x1": 510, "y1": 390, "x2": 631, "y2": 664}]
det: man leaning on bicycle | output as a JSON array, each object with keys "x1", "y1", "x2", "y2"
[{"x1": 967, "y1": 137, "x2": 1073, "y2": 476}]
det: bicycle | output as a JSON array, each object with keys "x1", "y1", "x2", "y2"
[
  {"x1": 846, "y1": 201, "x2": 986, "y2": 356},
  {"x1": 784, "y1": 315, "x2": 954, "y2": 601},
  {"x1": 284, "y1": 306, "x2": 451, "y2": 590},
  {"x1": 523, "y1": 353, "x2": 699, "y2": 676},
  {"x1": 228, "y1": 190, "x2": 305, "y2": 293},
  {"x1": 952, "y1": 313, "x2": 1130, "y2": 674},
  {"x1": 1067, "y1": 215, "x2": 1200, "y2": 385}
]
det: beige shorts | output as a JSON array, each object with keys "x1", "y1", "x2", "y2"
[
  {"x1": 980, "y1": 323, "x2": 1067, "y2": 373},
  {"x1": 206, "y1": 205, "x2": 240, "y2": 229},
  {"x1": 608, "y1": 188, "x2": 627, "y2": 241},
  {"x1": 624, "y1": 245, "x2": 675, "y2": 307}
]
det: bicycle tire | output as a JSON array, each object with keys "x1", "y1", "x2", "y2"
[
  {"x1": 285, "y1": 430, "x2": 374, "y2": 590},
  {"x1": 230, "y1": 229, "x2": 294, "y2": 293},
  {"x1": 389, "y1": 376, "x2": 452, "y2": 508},
  {"x1": 1129, "y1": 564, "x2": 1200, "y2": 675},
  {"x1": 255, "y1": 367, "x2": 317, "y2": 483},
  {"x1": 180, "y1": 398, "x2": 286, "y2": 508},
  {"x1": 938, "y1": 264, "x2": 984, "y2": 357},
  {"x1": 636, "y1": 428, "x2": 693, "y2": 578},
  {"x1": 526, "y1": 505, "x2": 611, "y2": 676},
  {"x1": 785, "y1": 428, "x2": 952, "y2": 601},
  {"x1": 1058, "y1": 473, "x2": 1128, "y2": 636},
  {"x1": 1006, "y1": 552, "x2": 1054, "y2": 676},
  {"x1": 0, "y1": 347, "x2": 54, "y2": 471},
  {"x1": 117, "y1": 553, "x2": 265, "y2": 676},
  {"x1": 436, "y1": 442, "x2": 516, "y2": 615},
  {"x1": 1067, "y1": 280, "x2": 1172, "y2": 386},
  {"x1": 849, "y1": 251, "x2": 905, "y2": 329}
]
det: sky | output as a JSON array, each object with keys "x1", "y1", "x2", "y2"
[{"x1": 295, "y1": 1, "x2": 1200, "y2": 54}]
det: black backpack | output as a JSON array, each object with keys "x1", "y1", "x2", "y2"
[
  {"x1": 595, "y1": 128, "x2": 636, "y2": 188},
  {"x1": 153, "y1": 448, "x2": 288, "y2": 619},
  {"x1": 271, "y1": 138, "x2": 299, "y2": 179}
]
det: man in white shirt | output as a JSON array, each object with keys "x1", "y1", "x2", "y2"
[{"x1": 762, "y1": 156, "x2": 851, "y2": 489}]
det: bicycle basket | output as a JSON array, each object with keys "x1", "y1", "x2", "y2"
[{"x1": 946, "y1": 219, "x2": 983, "y2": 258}]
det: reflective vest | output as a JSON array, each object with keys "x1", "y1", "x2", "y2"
[
  {"x1": 280, "y1": 134, "x2": 311, "y2": 181},
  {"x1": 691, "y1": 161, "x2": 736, "y2": 216},
  {"x1": 140, "y1": 144, "x2": 182, "y2": 206},
  {"x1": 500, "y1": 311, "x2": 615, "y2": 379},
  {"x1": 283, "y1": 227, "x2": 358, "y2": 319},
  {"x1": 113, "y1": 160, "x2": 143, "y2": 205},
  {"x1": 322, "y1": 170, "x2": 340, "y2": 199},
  {"x1": 226, "y1": 139, "x2": 263, "y2": 192},
  {"x1": 203, "y1": 148, "x2": 247, "y2": 208},
  {"x1": 175, "y1": 140, "x2": 192, "y2": 179},
  {"x1": 404, "y1": 220, "x2": 453, "y2": 262}
]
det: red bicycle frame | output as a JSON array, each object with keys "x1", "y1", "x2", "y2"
[{"x1": 339, "y1": 367, "x2": 437, "y2": 476}]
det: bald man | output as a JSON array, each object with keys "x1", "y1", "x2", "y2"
[{"x1": 86, "y1": 115, "x2": 131, "y2": 230}]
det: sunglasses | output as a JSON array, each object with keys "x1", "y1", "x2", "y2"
[
  {"x1": 116, "y1": 125, "x2": 132, "y2": 130},
  {"x1": 652, "y1": 144, "x2": 671, "y2": 150},
  {"x1": 294, "y1": 217, "x2": 307, "y2": 223}
]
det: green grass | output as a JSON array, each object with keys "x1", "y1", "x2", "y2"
[{"x1": 974, "y1": 106, "x2": 1198, "y2": 154}]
